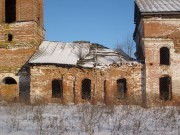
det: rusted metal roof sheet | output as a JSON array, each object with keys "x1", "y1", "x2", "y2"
[
  {"x1": 135, "y1": 0, "x2": 180, "y2": 12},
  {"x1": 29, "y1": 41, "x2": 136, "y2": 68}
]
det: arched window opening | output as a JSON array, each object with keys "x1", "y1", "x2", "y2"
[
  {"x1": 3, "y1": 77, "x2": 17, "y2": 85},
  {"x1": 82, "y1": 79, "x2": 91, "y2": 100},
  {"x1": 52, "y1": 79, "x2": 63, "y2": 98},
  {"x1": 5, "y1": 0, "x2": 16, "y2": 23},
  {"x1": 117, "y1": 79, "x2": 127, "y2": 99},
  {"x1": 160, "y1": 47, "x2": 170, "y2": 65},
  {"x1": 160, "y1": 76, "x2": 172, "y2": 101}
]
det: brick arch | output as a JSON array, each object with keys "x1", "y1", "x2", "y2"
[{"x1": 2, "y1": 77, "x2": 17, "y2": 85}]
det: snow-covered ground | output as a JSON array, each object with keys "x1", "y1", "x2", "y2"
[{"x1": 0, "y1": 102, "x2": 179, "y2": 135}]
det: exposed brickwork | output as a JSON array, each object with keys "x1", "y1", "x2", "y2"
[
  {"x1": 0, "y1": 0, "x2": 44, "y2": 100},
  {"x1": 0, "y1": 0, "x2": 44, "y2": 26},
  {"x1": 143, "y1": 39, "x2": 180, "y2": 106},
  {"x1": 0, "y1": 48, "x2": 36, "y2": 73},
  {"x1": 134, "y1": 17, "x2": 180, "y2": 107},
  {"x1": 0, "y1": 0, "x2": 179, "y2": 107},
  {"x1": 30, "y1": 64, "x2": 142, "y2": 105},
  {"x1": 143, "y1": 18, "x2": 180, "y2": 52},
  {"x1": 0, "y1": 0, "x2": 4, "y2": 23},
  {"x1": 0, "y1": 22, "x2": 44, "y2": 47}
]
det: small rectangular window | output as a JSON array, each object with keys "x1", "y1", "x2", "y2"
[
  {"x1": 117, "y1": 79, "x2": 127, "y2": 99},
  {"x1": 160, "y1": 47, "x2": 170, "y2": 65},
  {"x1": 82, "y1": 79, "x2": 91, "y2": 100},
  {"x1": 52, "y1": 79, "x2": 63, "y2": 98}
]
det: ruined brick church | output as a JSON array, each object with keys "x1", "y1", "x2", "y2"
[{"x1": 0, "y1": 0, "x2": 180, "y2": 106}]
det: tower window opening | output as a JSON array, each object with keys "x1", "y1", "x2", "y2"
[
  {"x1": 52, "y1": 79, "x2": 63, "y2": 98},
  {"x1": 160, "y1": 47, "x2": 170, "y2": 65},
  {"x1": 160, "y1": 76, "x2": 172, "y2": 101},
  {"x1": 117, "y1": 79, "x2": 127, "y2": 99},
  {"x1": 82, "y1": 79, "x2": 91, "y2": 100},
  {"x1": 5, "y1": 0, "x2": 16, "y2": 23}
]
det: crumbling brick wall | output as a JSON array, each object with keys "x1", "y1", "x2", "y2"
[
  {"x1": 0, "y1": 22, "x2": 44, "y2": 47},
  {"x1": 135, "y1": 17, "x2": 180, "y2": 106},
  {"x1": 0, "y1": 0, "x2": 44, "y2": 47},
  {"x1": 143, "y1": 18, "x2": 180, "y2": 52},
  {"x1": 0, "y1": 0, "x2": 44, "y2": 100},
  {"x1": 0, "y1": 0, "x2": 44, "y2": 26},
  {"x1": 30, "y1": 63, "x2": 142, "y2": 105},
  {"x1": 0, "y1": 73, "x2": 19, "y2": 100},
  {"x1": 0, "y1": 48, "x2": 36, "y2": 73}
]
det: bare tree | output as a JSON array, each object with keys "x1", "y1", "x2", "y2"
[
  {"x1": 115, "y1": 33, "x2": 135, "y2": 58},
  {"x1": 72, "y1": 43, "x2": 90, "y2": 60}
]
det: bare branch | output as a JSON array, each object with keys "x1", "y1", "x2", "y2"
[{"x1": 115, "y1": 33, "x2": 135, "y2": 58}]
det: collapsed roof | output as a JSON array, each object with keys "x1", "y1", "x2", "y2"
[{"x1": 29, "y1": 41, "x2": 136, "y2": 68}]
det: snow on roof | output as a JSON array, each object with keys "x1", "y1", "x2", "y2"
[
  {"x1": 29, "y1": 41, "x2": 136, "y2": 68},
  {"x1": 135, "y1": 0, "x2": 180, "y2": 13}
]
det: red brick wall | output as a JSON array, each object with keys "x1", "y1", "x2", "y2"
[
  {"x1": 0, "y1": 48, "x2": 36, "y2": 73},
  {"x1": 0, "y1": 22, "x2": 44, "y2": 46},
  {"x1": 143, "y1": 19, "x2": 180, "y2": 52},
  {"x1": 0, "y1": 0, "x2": 44, "y2": 71},
  {"x1": 0, "y1": 0, "x2": 44, "y2": 100},
  {"x1": 0, "y1": 0, "x2": 4, "y2": 23},
  {"x1": 134, "y1": 18, "x2": 180, "y2": 106},
  {"x1": 0, "y1": 0, "x2": 44, "y2": 27},
  {"x1": 30, "y1": 64, "x2": 142, "y2": 105},
  {"x1": 0, "y1": 0, "x2": 44, "y2": 45}
]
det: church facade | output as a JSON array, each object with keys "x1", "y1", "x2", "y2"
[{"x1": 0, "y1": 0, "x2": 179, "y2": 107}]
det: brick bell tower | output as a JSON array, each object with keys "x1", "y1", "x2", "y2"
[{"x1": 0, "y1": 0, "x2": 44, "y2": 100}]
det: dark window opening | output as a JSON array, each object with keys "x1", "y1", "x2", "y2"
[
  {"x1": 160, "y1": 47, "x2": 170, "y2": 65},
  {"x1": 117, "y1": 79, "x2": 127, "y2": 99},
  {"x1": 160, "y1": 76, "x2": 172, "y2": 101},
  {"x1": 104, "y1": 80, "x2": 107, "y2": 103},
  {"x1": 73, "y1": 79, "x2": 76, "y2": 102},
  {"x1": 82, "y1": 79, "x2": 91, "y2": 100},
  {"x1": 5, "y1": 0, "x2": 16, "y2": 23},
  {"x1": 3, "y1": 77, "x2": 17, "y2": 85},
  {"x1": 52, "y1": 80, "x2": 63, "y2": 98},
  {"x1": 8, "y1": 34, "x2": 13, "y2": 41}
]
